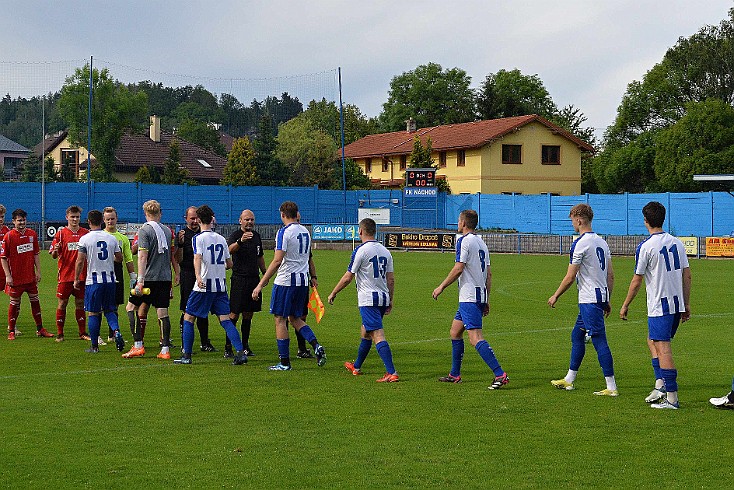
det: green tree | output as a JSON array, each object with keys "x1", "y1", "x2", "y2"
[
  {"x1": 654, "y1": 99, "x2": 734, "y2": 192},
  {"x1": 408, "y1": 136, "x2": 451, "y2": 193},
  {"x1": 380, "y1": 63, "x2": 475, "y2": 132},
  {"x1": 176, "y1": 118, "x2": 226, "y2": 156},
  {"x1": 303, "y1": 98, "x2": 379, "y2": 146},
  {"x1": 477, "y1": 69, "x2": 557, "y2": 120},
  {"x1": 253, "y1": 114, "x2": 288, "y2": 185},
  {"x1": 340, "y1": 158, "x2": 373, "y2": 190},
  {"x1": 21, "y1": 154, "x2": 57, "y2": 182},
  {"x1": 221, "y1": 136, "x2": 257, "y2": 186},
  {"x1": 57, "y1": 64, "x2": 148, "y2": 182},
  {"x1": 161, "y1": 139, "x2": 189, "y2": 184},
  {"x1": 134, "y1": 166, "x2": 159, "y2": 184},
  {"x1": 276, "y1": 116, "x2": 338, "y2": 188}
]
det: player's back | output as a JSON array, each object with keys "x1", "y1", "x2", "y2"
[
  {"x1": 570, "y1": 232, "x2": 611, "y2": 304},
  {"x1": 635, "y1": 232, "x2": 689, "y2": 317},
  {"x1": 79, "y1": 230, "x2": 120, "y2": 285},
  {"x1": 349, "y1": 240, "x2": 393, "y2": 307},
  {"x1": 192, "y1": 230, "x2": 229, "y2": 293},
  {"x1": 274, "y1": 223, "x2": 310, "y2": 287},
  {"x1": 457, "y1": 233, "x2": 489, "y2": 304}
]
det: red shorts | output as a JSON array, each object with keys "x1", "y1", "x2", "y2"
[
  {"x1": 57, "y1": 281, "x2": 85, "y2": 300},
  {"x1": 5, "y1": 282, "x2": 39, "y2": 297}
]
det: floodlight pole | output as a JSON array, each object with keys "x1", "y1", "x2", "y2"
[
  {"x1": 41, "y1": 94, "x2": 46, "y2": 246},
  {"x1": 338, "y1": 67, "x2": 347, "y2": 223},
  {"x1": 87, "y1": 55, "x2": 93, "y2": 212}
]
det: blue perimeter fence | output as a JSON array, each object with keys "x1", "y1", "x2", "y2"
[{"x1": 2, "y1": 182, "x2": 734, "y2": 236}]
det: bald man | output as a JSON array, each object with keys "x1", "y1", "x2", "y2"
[{"x1": 226, "y1": 209, "x2": 266, "y2": 357}]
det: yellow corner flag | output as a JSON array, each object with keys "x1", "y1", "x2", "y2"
[{"x1": 308, "y1": 287, "x2": 325, "y2": 323}]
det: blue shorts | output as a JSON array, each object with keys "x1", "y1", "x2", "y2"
[
  {"x1": 84, "y1": 283, "x2": 117, "y2": 313},
  {"x1": 454, "y1": 302, "x2": 485, "y2": 330},
  {"x1": 359, "y1": 305, "x2": 388, "y2": 331},
  {"x1": 648, "y1": 313, "x2": 680, "y2": 342},
  {"x1": 185, "y1": 291, "x2": 230, "y2": 318},
  {"x1": 270, "y1": 284, "x2": 309, "y2": 318},
  {"x1": 575, "y1": 303, "x2": 607, "y2": 336}
]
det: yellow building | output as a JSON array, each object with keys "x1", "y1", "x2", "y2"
[{"x1": 342, "y1": 115, "x2": 595, "y2": 195}]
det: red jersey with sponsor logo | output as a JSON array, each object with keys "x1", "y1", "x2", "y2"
[
  {"x1": 0, "y1": 228, "x2": 40, "y2": 285},
  {"x1": 0, "y1": 225, "x2": 8, "y2": 281},
  {"x1": 50, "y1": 227, "x2": 89, "y2": 282}
]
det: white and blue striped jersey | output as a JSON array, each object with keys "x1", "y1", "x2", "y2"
[
  {"x1": 456, "y1": 233, "x2": 489, "y2": 304},
  {"x1": 569, "y1": 232, "x2": 611, "y2": 304},
  {"x1": 78, "y1": 230, "x2": 121, "y2": 285},
  {"x1": 274, "y1": 223, "x2": 311, "y2": 287},
  {"x1": 347, "y1": 240, "x2": 394, "y2": 307},
  {"x1": 634, "y1": 232, "x2": 689, "y2": 317},
  {"x1": 192, "y1": 230, "x2": 230, "y2": 293}
]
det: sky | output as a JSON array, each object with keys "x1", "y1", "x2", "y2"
[{"x1": 1, "y1": 0, "x2": 732, "y2": 138}]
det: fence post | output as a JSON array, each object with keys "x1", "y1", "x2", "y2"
[
  {"x1": 547, "y1": 192, "x2": 552, "y2": 234},
  {"x1": 625, "y1": 192, "x2": 629, "y2": 236},
  {"x1": 710, "y1": 190, "x2": 714, "y2": 236}
]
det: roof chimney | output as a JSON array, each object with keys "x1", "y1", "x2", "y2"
[
  {"x1": 150, "y1": 115, "x2": 161, "y2": 143},
  {"x1": 406, "y1": 117, "x2": 416, "y2": 133}
]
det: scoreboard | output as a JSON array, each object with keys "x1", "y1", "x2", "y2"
[{"x1": 405, "y1": 168, "x2": 435, "y2": 187}]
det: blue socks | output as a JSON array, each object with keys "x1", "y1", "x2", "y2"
[
  {"x1": 450, "y1": 339, "x2": 464, "y2": 377},
  {"x1": 570, "y1": 325, "x2": 586, "y2": 371},
  {"x1": 182, "y1": 320, "x2": 195, "y2": 355},
  {"x1": 221, "y1": 319, "x2": 243, "y2": 352},
  {"x1": 354, "y1": 338, "x2": 372, "y2": 369},
  {"x1": 375, "y1": 341, "x2": 396, "y2": 374},
  {"x1": 298, "y1": 325, "x2": 317, "y2": 345},
  {"x1": 652, "y1": 358, "x2": 662, "y2": 381},
  {"x1": 103, "y1": 311, "x2": 120, "y2": 332},
  {"x1": 277, "y1": 338, "x2": 290, "y2": 362},
  {"x1": 88, "y1": 315, "x2": 101, "y2": 347},
  {"x1": 475, "y1": 340, "x2": 504, "y2": 377},
  {"x1": 590, "y1": 333, "x2": 614, "y2": 377},
  {"x1": 660, "y1": 368, "x2": 678, "y2": 392}
]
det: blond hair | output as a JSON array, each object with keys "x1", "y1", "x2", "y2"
[
  {"x1": 143, "y1": 200, "x2": 161, "y2": 217},
  {"x1": 0, "y1": 204, "x2": 6, "y2": 215},
  {"x1": 103, "y1": 206, "x2": 117, "y2": 216}
]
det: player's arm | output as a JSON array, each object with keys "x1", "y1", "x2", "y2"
[
  {"x1": 137, "y1": 248, "x2": 148, "y2": 291},
  {"x1": 619, "y1": 274, "x2": 644, "y2": 320},
  {"x1": 681, "y1": 266, "x2": 692, "y2": 322},
  {"x1": 194, "y1": 252, "x2": 204, "y2": 289},
  {"x1": 385, "y1": 271, "x2": 395, "y2": 315},
  {"x1": 73, "y1": 250, "x2": 86, "y2": 290},
  {"x1": 34, "y1": 252, "x2": 41, "y2": 283},
  {"x1": 114, "y1": 250, "x2": 123, "y2": 263},
  {"x1": 225, "y1": 257, "x2": 233, "y2": 270},
  {"x1": 171, "y1": 246, "x2": 181, "y2": 286},
  {"x1": 483, "y1": 265, "x2": 492, "y2": 315},
  {"x1": 258, "y1": 256, "x2": 266, "y2": 276},
  {"x1": 308, "y1": 254, "x2": 318, "y2": 288},
  {"x1": 252, "y1": 249, "x2": 285, "y2": 300},
  {"x1": 50, "y1": 236, "x2": 60, "y2": 259},
  {"x1": 604, "y1": 259, "x2": 615, "y2": 317},
  {"x1": 327, "y1": 270, "x2": 355, "y2": 304},
  {"x1": 432, "y1": 261, "x2": 465, "y2": 300},
  {"x1": 1, "y1": 256, "x2": 11, "y2": 286},
  {"x1": 548, "y1": 263, "x2": 580, "y2": 308}
]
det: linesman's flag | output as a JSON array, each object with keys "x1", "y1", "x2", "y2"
[{"x1": 308, "y1": 287, "x2": 325, "y2": 323}]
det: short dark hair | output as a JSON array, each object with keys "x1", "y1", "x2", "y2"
[
  {"x1": 460, "y1": 209, "x2": 479, "y2": 230},
  {"x1": 569, "y1": 203, "x2": 593, "y2": 222},
  {"x1": 359, "y1": 218, "x2": 377, "y2": 237},
  {"x1": 642, "y1": 201, "x2": 666, "y2": 228},
  {"x1": 87, "y1": 210, "x2": 103, "y2": 227},
  {"x1": 11, "y1": 208, "x2": 27, "y2": 220},
  {"x1": 280, "y1": 201, "x2": 299, "y2": 219},
  {"x1": 66, "y1": 205, "x2": 82, "y2": 215},
  {"x1": 196, "y1": 205, "x2": 214, "y2": 225}
]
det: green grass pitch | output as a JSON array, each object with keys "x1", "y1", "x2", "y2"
[{"x1": 0, "y1": 250, "x2": 732, "y2": 488}]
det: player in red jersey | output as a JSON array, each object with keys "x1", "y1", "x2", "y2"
[
  {"x1": 50, "y1": 205, "x2": 91, "y2": 341},
  {"x1": 1, "y1": 208, "x2": 52, "y2": 340},
  {"x1": 0, "y1": 205, "x2": 8, "y2": 335}
]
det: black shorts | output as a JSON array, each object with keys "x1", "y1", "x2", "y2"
[
  {"x1": 179, "y1": 270, "x2": 195, "y2": 310},
  {"x1": 140, "y1": 280, "x2": 172, "y2": 309},
  {"x1": 114, "y1": 262, "x2": 124, "y2": 305},
  {"x1": 229, "y1": 275, "x2": 262, "y2": 314}
]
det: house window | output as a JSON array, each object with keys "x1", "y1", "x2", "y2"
[
  {"x1": 2, "y1": 157, "x2": 23, "y2": 180},
  {"x1": 382, "y1": 158, "x2": 389, "y2": 172},
  {"x1": 399, "y1": 155, "x2": 407, "y2": 170},
  {"x1": 501, "y1": 191, "x2": 522, "y2": 195},
  {"x1": 61, "y1": 149, "x2": 80, "y2": 179},
  {"x1": 439, "y1": 152, "x2": 447, "y2": 168},
  {"x1": 542, "y1": 145, "x2": 561, "y2": 165},
  {"x1": 365, "y1": 158, "x2": 372, "y2": 173},
  {"x1": 502, "y1": 145, "x2": 522, "y2": 164},
  {"x1": 457, "y1": 150, "x2": 466, "y2": 167}
]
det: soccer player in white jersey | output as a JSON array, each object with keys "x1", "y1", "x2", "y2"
[
  {"x1": 328, "y1": 218, "x2": 399, "y2": 382},
  {"x1": 252, "y1": 201, "x2": 326, "y2": 371},
  {"x1": 174, "y1": 205, "x2": 246, "y2": 365},
  {"x1": 73, "y1": 210, "x2": 125, "y2": 353},
  {"x1": 620, "y1": 201, "x2": 691, "y2": 409},
  {"x1": 548, "y1": 204, "x2": 618, "y2": 396},
  {"x1": 432, "y1": 209, "x2": 509, "y2": 390}
]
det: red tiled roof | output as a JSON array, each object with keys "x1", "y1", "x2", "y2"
[
  {"x1": 114, "y1": 132, "x2": 226, "y2": 183},
  {"x1": 342, "y1": 115, "x2": 595, "y2": 159}
]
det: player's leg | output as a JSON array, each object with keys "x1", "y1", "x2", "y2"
[
  {"x1": 290, "y1": 285, "x2": 325, "y2": 366},
  {"x1": 73, "y1": 289, "x2": 88, "y2": 339},
  {"x1": 239, "y1": 311, "x2": 254, "y2": 355},
  {"x1": 101, "y1": 284, "x2": 124, "y2": 351},
  {"x1": 157, "y1": 307, "x2": 172, "y2": 359},
  {"x1": 649, "y1": 314, "x2": 680, "y2": 408},
  {"x1": 582, "y1": 304, "x2": 617, "y2": 396},
  {"x1": 212, "y1": 293, "x2": 246, "y2": 365},
  {"x1": 28, "y1": 285, "x2": 50, "y2": 337},
  {"x1": 370, "y1": 325, "x2": 398, "y2": 382},
  {"x1": 347, "y1": 324, "x2": 372, "y2": 374},
  {"x1": 646, "y1": 337, "x2": 666, "y2": 402},
  {"x1": 55, "y1": 287, "x2": 70, "y2": 340},
  {"x1": 462, "y1": 303, "x2": 508, "y2": 389},
  {"x1": 552, "y1": 312, "x2": 584, "y2": 390},
  {"x1": 224, "y1": 311, "x2": 239, "y2": 357},
  {"x1": 7, "y1": 289, "x2": 21, "y2": 339},
  {"x1": 438, "y1": 314, "x2": 466, "y2": 382},
  {"x1": 271, "y1": 314, "x2": 292, "y2": 370}
]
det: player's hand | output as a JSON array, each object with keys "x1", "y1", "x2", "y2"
[
  {"x1": 310, "y1": 277, "x2": 318, "y2": 288},
  {"x1": 547, "y1": 295, "x2": 558, "y2": 308},
  {"x1": 174, "y1": 272, "x2": 180, "y2": 287},
  {"x1": 619, "y1": 305, "x2": 629, "y2": 320},
  {"x1": 681, "y1": 308, "x2": 691, "y2": 322},
  {"x1": 73, "y1": 279, "x2": 82, "y2": 290},
  {"x1": 482, "y1": 303, "x2": 490, "y2": 316},
  {"x1": 327, "y1": 293, "x2": 335, "y2": 305},
  {"x1": 129, "y1": 273, "x2": 138, "y2": 290},
  {"x1": 603, "y1": 302, "x2": 611, "y2": 318},
  {"x1": 432, "y1": 286, "x2": 443, "y2": 300},
  {"x1": 6, "y1": 275, "x2": 13, "y2": 287},
  {"x1": 385, "y1": 303, "x2": 393, "y2": 315},
  {"x1": 177, "y1": 229, "x2": 185, "y2": 244},
  {"x1": 251, "y1": 284, "x2": 262, "y2": 301},
  {"x1": 241, "y1": 231, "x2": 253, "y2": 241},
  {"x1": 36, "y1": 272, "x2": 41, "y2": 284},
  {"x1": 197, "y1": 278, "x2": 205, "y2": 289}
]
